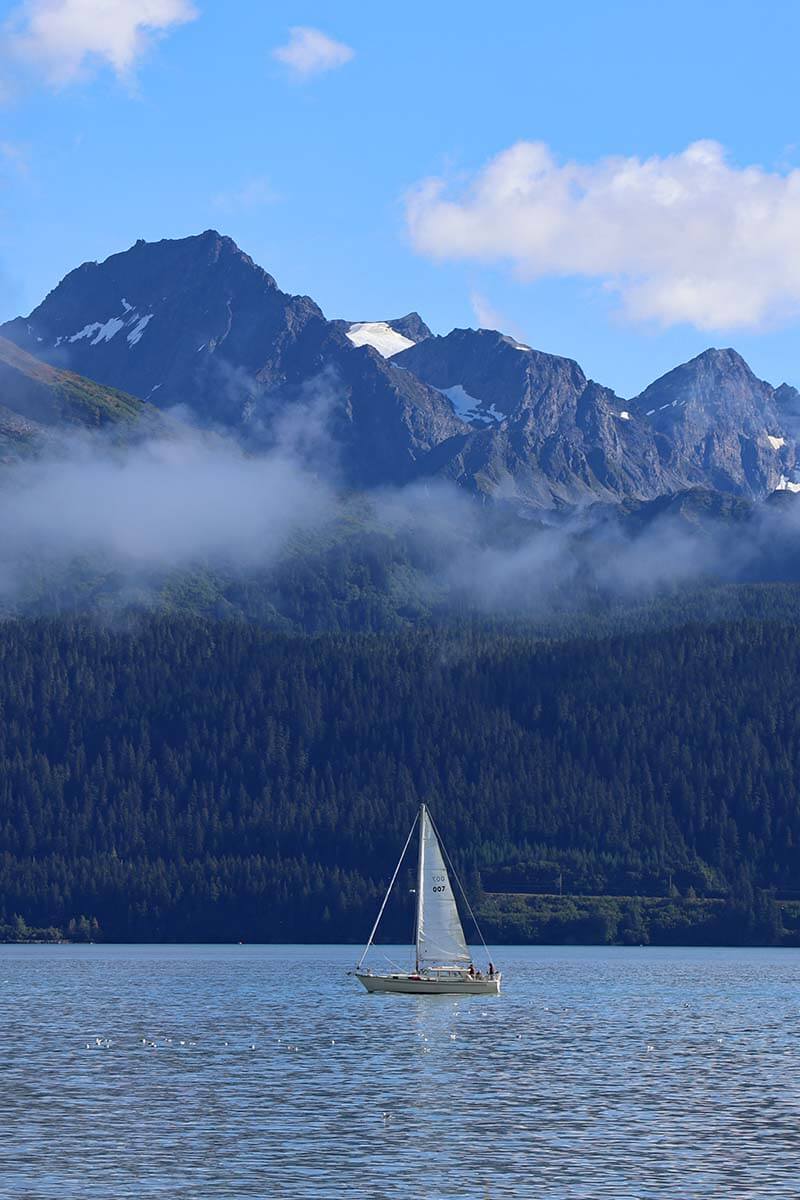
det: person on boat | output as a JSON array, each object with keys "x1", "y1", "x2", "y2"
[
  {"x1": 488, "y1": 962, "x2": 495, "y2": 977},
  {"x1": 468, "y1": 964, "x2": 475, "y2": 977}
]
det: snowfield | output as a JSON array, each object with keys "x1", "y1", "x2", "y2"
[{"x1": 345, "y1": 322, "x2": 415, "y2": 357}]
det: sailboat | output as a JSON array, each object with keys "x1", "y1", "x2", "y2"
[{"x1": 355, "y1": 804, "x2": 501, "y2": 995}]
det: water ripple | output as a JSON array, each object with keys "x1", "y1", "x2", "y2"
[{"x1": 0, "y1": 945, "x2": 798, "y2": 1198}]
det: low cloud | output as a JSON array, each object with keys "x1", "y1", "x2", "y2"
[
  {"x1": 1, "y1": 365, "x2": 799, "y2": 622},
  {"x1": 0, "y1": 428, "x2": 333, "y2": 603},
  {"x1": 272, "y1": 26, "x2": 354, "y2": 81},
  {"x1": 407, "y1": 140, "x2": 800, "y2": 332},
  {"x1": 0, "y1": 370, "x2": 344, "y2": 607},
  {"x1": 366, "y1": 480, "x2": 799, "y2": 619},
  {"x1": 4, "y1": 0, "x2": 198, "y2": 86}
]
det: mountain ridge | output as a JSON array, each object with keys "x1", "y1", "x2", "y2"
[{"x1": 2, "y1": 231, "x2": 797, "y2": 508}]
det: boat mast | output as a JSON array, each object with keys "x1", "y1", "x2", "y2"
[{"x1": 414, "y1": 803, "x2": 426, "y2": 973}]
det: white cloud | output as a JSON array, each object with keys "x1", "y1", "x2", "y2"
[
  {"x1": 272, "y1": 26, "x2": 354, "y2": 81},
  {"x1": 407, "y1": 140, "x2": 800, "y2": 331},
  {"x1": 4, "y1": 0, "x2": 198, "y2": 86}
]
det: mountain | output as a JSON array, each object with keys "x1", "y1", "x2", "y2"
[
  {"x1": 1, "y1": 231, "x2": 325, "y2": 411},
  {"x1": 0, "y1": 232, "x2": 463, "y2": 488},
  {"x1": 2, "y1": 232, "x2": 798, "y2": 506},
  {"x1": 630, "y1": 348, "x2": 794, "y2": 496},
  {"x1": 395, "y1": 331, "x2": 797, "y2": 506}
]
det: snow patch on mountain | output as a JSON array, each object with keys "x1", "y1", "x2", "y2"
[
  {"x1": 127, "y1": 314, "x2": 153, "y2": 346},
  {"x1": 58, "y1": 303, "x2": 154, "y2": 350},
  {"x1": 346, "y1": 322, "x2": 415, "y2": 358},
  {"x1": 438, "y1": 384, "x2": 503, "y2": 424},
  {"x1": 767, "y1": 434, "x2": 785, "y2": 450},
  {"x1": 68, "y1": 317, "x2": 126, "y2": 345}
]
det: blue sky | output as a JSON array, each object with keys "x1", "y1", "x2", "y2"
[{"x1": 1, "y1": 0, "x2": 799, "y2": 396}]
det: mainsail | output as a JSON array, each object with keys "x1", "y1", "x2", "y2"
[{"x1": 416, "y1": 806, "x2": 471, "y2": 970}]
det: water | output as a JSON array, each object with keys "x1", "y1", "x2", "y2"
[{"x1": 0, "y1": 945, "x2": 799, "y2": 1199}]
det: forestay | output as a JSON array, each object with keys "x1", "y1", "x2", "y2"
[{"x1": 416, "y1": 807, "x2": 471, "y2": 969}]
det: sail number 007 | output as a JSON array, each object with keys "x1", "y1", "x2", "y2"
[{"x1": 432, "y1": 873, "x2": 447, "y2": 893}]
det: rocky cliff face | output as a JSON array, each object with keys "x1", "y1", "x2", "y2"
[{"x1": 3, "y1": 233, "x2": 797, "y2": 507}]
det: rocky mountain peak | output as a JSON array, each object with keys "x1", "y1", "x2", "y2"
[
  {"x1": 0, "y1": 231, "x2": 328, "y2": 414},
  {"x1": 633, "y1": 348, "x2": 769, "y2": 420},
  {"x1": 631, "y1": 348, "x2": 793, "y2": 496}
]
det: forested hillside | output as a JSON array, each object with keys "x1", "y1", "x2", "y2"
[{"x1": 1, "y1": 616, "x2": 799, "y2": 945}]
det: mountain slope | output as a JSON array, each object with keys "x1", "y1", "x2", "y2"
[
  {"x1": 0, "y1": 400, "x2": 40, "y2": 459},
  {"x1": 0, "y1": 335, "x2": 149, "y2": 432}
]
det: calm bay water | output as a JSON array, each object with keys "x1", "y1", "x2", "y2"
[{"x1": 0, "y1": 944, "x2": 799, "y2": 1198}]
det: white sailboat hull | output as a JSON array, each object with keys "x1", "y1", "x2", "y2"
[{"x1": 356, "y1": 972, "x2": 501, "y2": 996}]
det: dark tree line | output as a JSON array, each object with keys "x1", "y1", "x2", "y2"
[{"x1": 0, "y1": 616, "x2": 798, "y2": 943}]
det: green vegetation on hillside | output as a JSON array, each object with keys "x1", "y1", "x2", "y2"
[
  {"x1": 0, "y1": 335, "x2": 148, "y2": 429},
  {"x1": 0, "y1": 616, "x2": 798, "y2": 944}
]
